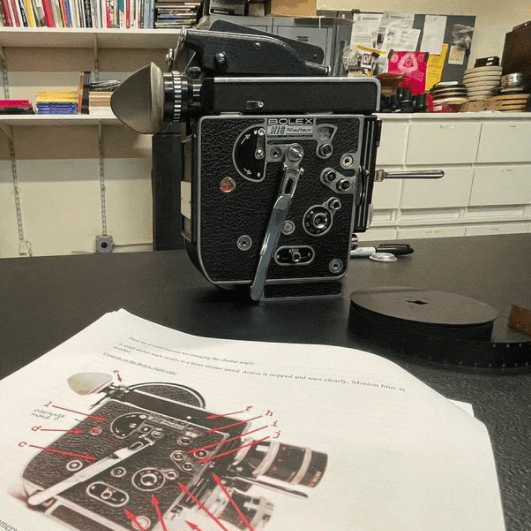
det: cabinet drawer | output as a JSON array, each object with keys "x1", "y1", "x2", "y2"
[
  {"x1": 401, "y1": 167, "x2": 473, "y2": 209},
  {"x1": 405, "y1": 121, "x2": 481, "y2": 164},
  {"x1": 470, "y1": 165, "x2": 531, "y2": 206},
  {"x1": 376, "y1": 121, "x2": 408, "y2": 165},
  {"x1": 477, "y1": 121, "x2": 531, "y2": 163}
]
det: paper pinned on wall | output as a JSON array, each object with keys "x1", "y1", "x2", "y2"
[
  {"x1": 378, "y1": 12, "x2": 415, "y2": 50},
  {"x1": 448, "y1": 45, "x2": 466, "y2": 65},
  {"x1": 426, "y1": 43, "x2": 449, "y2": 90},
  {"x1": 397, "y1": 28, "x2": 421, "y2": 51},
  {"x1": 351, "y1": 13, "x2": 383, "y2": 47},
  {"x1": 420, "y1": 15, "x2": 447, "y2": 54}
]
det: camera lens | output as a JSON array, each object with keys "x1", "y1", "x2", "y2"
[{"x1": 237, "y1": 441, "x2": 327, "y2": 488}]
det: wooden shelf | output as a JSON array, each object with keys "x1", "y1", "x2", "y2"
[{"x1": 0, "y1": 27, "x2": 180, "y2": 49}]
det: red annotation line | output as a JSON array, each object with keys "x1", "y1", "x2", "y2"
[
  {"x1": 151, "y1": 494, "x2": 168, "y2": 531},
  {"x1": 51, "y1": 405, "x2": 106, "y2": 421},
  {"x1": 199, "y1": 437, "x2": 270, "y2": 464},
  {"x1": 208, "y1": 415, "x2": 263, "y2": 433},
  {"x1": 206, "y1": 409, "x2": 250, "y2": 420},
  {"x1": 189, "y1": 426, "x2": 268, "y2": 454},
  {"x1": 186, "y1": 521, "x2": 204, "y2": 531},
  {"x1": 39, "y1": 428, "x2": 83, "y2": 434},
  {"x1": 212, "y1": 473, "x2": 255, "y2": 531},
  {"x1": 28, "y1": 445, "x2": 96, "y2": 461},
  {"x1": 124, "y1": 509, "x2": 148, "y2": 531},
  {"x1": 179, "y1": 483, "x2": 229, "y2": 531}
]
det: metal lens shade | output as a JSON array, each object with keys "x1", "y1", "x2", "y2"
[{"x1": 110, "y1": 62, "x2": 165, "y2": 134}]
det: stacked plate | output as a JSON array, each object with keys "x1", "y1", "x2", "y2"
[
  {"x1": 430, "y1": 81, "x2": 468, "y2": 109},
  {"x1": 463, "y1": 66, "x2": 502, "y2": 101},
  {"x1": 488, "y1": 93, "x2": 530, "y2": 112}
]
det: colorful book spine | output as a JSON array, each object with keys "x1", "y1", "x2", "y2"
[
  {"x1": 124, "y1": 0, "x2": 129, "y2": 28},
  {"x1": 77, "y1": 0, "x2": 85, "y2": 27},
  {"x1": 51, "y1": 0, "x2": 63, "y2": 26},
  {"x1": 63, "y1": 0, "x2": 72, "y2": 25},
  {"x1": 31, "y1": 0, "x2": 46, "y2": 25},
  {"x1": 1, "y1": 0, "x2": 13, "y2": 25},
  {"x1": 41, "y1": 0, "x2": 54, "y2": 25},
  {"x1": 22, "y1": 0, "x2": 35, "y2": 25},
  {"x1": 146, "y1": 0, "x2": 153, "y2": 28},
  {"x1": 82, "y1": 0, "x2": 91, "y2": 26},
  {"x1": 9, "y1": 0, "x2": 21, "y2": 25}
]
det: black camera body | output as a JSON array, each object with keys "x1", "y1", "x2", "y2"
[
  {"x1": 23, "y1": 374, "x2": 327, "y2": 531},
  {"x1": 184, "y1": 112, "x2": 380, "y2": 300},
  {"x1": 111, "y1": 21, "x2": 382, "y2": 300}
]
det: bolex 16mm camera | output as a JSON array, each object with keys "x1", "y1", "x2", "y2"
[
  {"x1": 111, "y1": 21, "x2": 442, "y2": 301},
  {"x1": 22, "y1": 373, "x2": 327, "y2": 531}
]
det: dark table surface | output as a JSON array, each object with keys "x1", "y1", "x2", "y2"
[{"x1": 1, "y1": 233, "x2": 530, "y2": 530}]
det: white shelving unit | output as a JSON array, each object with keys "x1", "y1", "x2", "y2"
[
  {"x1": 0, "y1": 28, "x2": 175, "y2": 258},
  {"x1": 365, "y1": 112, "x2": 531, "y2": 241},
  {"x1": 0, "y1": 27, "x2": 182, "y2": 48}
]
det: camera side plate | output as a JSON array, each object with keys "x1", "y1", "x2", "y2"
[
  {"x1": 190, "y1": 114, "x2": 366, "y2": 297},
  {"x1": 23, "y1": 399, "x2": 237, "y2": 531}
]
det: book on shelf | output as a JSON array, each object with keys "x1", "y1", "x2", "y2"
[
  {"x1": 77, "y1": 70, "x2": 91, "y2": 114},
  {"x1": 76, "y1": 71, "x2": 120, "y2": 114},
  {"x1": 154, "y1": 0, "x2": 199, "y2": 27},
  {"x1": 0, "y1": 98, "x2": 34, "y2": 114},
  {"x1": 35, "y1": 90, "x2": 78, "y2": 114},
  {"x1": 0, "y1": 0, "x2": 202, "y2": 26}
]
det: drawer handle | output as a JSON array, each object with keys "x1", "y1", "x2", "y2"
[{"x1": 375, "y1": 169, "x2": 445, "y2": 182}]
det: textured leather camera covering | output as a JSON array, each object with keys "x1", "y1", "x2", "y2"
[
  {"x1": 195, "y1": 115, "x2": 362, "y2": 287},
  {"x1": 23, "y1": 398, "x2": 229, "y2": 529}
]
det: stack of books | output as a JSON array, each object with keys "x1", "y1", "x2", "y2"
[
  {"x1": 154, "y1": 0, "x2": 201, "y2": 28},
  {"x1": 89, "y1": 79, "x2": 121, "y2": 114},
  {"x1": 0, "y1": 0, "x2": 203, "y2": 27},
  {"x1": 0, "y1": 99, "x2": 34, "y2": 114},
  {"x1": 36, "y1": 90, "x2": 78, "y2": 114},
  {"x1": 77, "y1": 71, "x2": 121, "y2": 114}
]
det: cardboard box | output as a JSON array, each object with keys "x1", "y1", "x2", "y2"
[{"x1": 265, "y1": 0, "x2": 317, "y2": 17}]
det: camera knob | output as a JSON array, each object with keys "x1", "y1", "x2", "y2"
[
  {"x1": 312, "y1": 212, "x2": 329, "y2": 230},
  {"x1": 287, "y1": 145, "x2": 304, "y2": 162}
]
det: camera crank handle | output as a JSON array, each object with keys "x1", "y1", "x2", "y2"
[
  {"x1": 27, "y1": 437, "x2": 157, "y2": 507},
  {"x1": 250, "y1": 144, "x2": 303, "y2": 301},
  {"x1": 374, "y1": 169, "x2": 444, "y2": 181}
]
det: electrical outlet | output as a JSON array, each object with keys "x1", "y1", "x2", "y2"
[{"x1": 96, "y1": 235, "x2": 114, "y2": 253}]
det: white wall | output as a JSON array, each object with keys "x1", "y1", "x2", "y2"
[{"x1": 318, "y1": 0, "x2": 527, "y2": 64}]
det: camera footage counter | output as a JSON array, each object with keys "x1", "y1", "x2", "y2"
[{"x1": 1, "y1": 233, "x2": 530, "y2": 531}]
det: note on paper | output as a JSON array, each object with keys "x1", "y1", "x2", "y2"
[
  {"x1": 421, "y1": 15, "x2": 447, "y2": 54},
  {"x1": 426, "y1": 43, "x2": 449, "y2": 90}
]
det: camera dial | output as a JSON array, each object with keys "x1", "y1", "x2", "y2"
[{"x1": 132, "y1": 468, "x2": 166, "y2": 491}]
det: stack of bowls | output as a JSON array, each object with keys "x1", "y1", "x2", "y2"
[
  {"x1": 500, "y1": 73, "x2": 525, "y2": 93},
  {"x1": 463, "y1": 65, "x2": 502, "y2": 101},
  {"x1": 430, "y1": 81, "x2": 468, "y2": 111}
]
